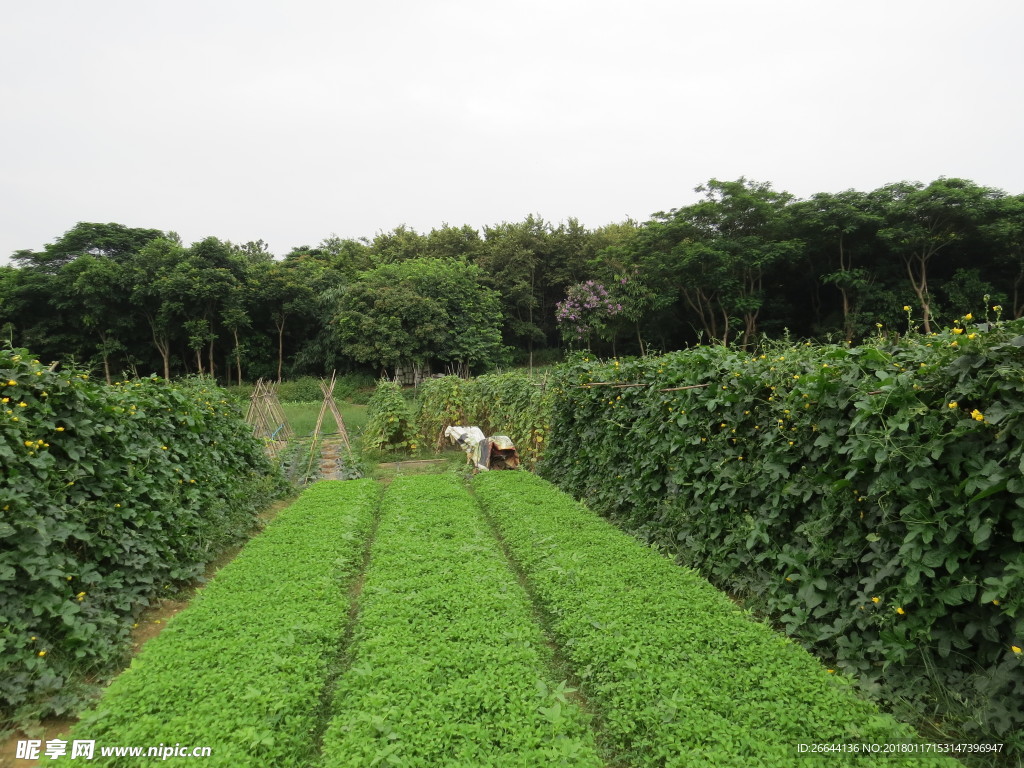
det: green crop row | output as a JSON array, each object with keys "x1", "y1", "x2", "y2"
[
  {"x1": 321, "y1": 474, "x2": 603, "y2": 767},
  {"x1": 53, "y1": 480, "x2": 380, "y2": 767},
  {"x1": 474, "y1": 471, "x2": 961, "y2": 768},
  {"x1": 1, "y1": 345, "x2": 284, "y2": 726},
  {"x1": 540, "y1": 322, "x2": 1024, "y2": 752}
]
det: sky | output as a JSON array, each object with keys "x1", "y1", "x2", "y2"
[{"x1": 2, "y1": 0, "x2": 1022, "y2": 262}]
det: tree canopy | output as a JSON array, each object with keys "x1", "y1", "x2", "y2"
[{"x1": 2, "y1": 176, "x2": 1021, "y2": 381}]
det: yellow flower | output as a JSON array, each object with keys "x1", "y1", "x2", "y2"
[
  {"x1": 161, "y1": 446, "x2": 168, "y2": 450},
  {"x1": 6, "y1": 380, "x2": 15, "y2": 386},
  {"x1": 38, "y1": 650, "x2": 46, "y2": 657},
  {"x1": 952, "y1": 327, "x2": 964, "y2": 335},
  {"x1": 827, "y1": 668, "x2": 835, "y2": 674},
  {"x1": 0, "y1": 397, "x2": 7, "y2": 404},
  {"x1": 993, "y1": 305, "x2": 1003, "y2": 312},
  {"x1": 967, "y1": 333, "x2": 977, "y2": 340},
  {"x1": 971, "y1": 409, "x2": 984, "y2": 422},
  {"x1": 896, "y1": 606, "x2": 905, "y2": 615},
  {"x1": 964, "y1": 313, "x2": 973, "y2": 320},
  {"x1": 992, "y1": 600, "x2": 1000, "y2": 606},
  {"x1": 871, "y1": 596, "x2": 880, "y2": 603},
  {"x1": 1011, "y1": 645, "x2": 1022, "y2": 654},
  {"x1": 903, "y1": 305, "x2": 911, "y2": 311},
  {"x1": 17, "y1": 401, "x2": 27, "y2": 407}
]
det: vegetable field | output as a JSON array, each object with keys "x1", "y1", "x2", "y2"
[{"x1": 51, "y1": 473, "x2": 962, "y2": 767}]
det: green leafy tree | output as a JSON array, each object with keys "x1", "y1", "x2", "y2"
[
  {"x1": 643, "y1": 179, "x2": 803, "y2": 346},
  {"x1": 368, "y1": 225, "x2": 426, "y2": 265},
  {"x1": 876, "y1": 178, "x2": 1004, "y2": 332},
  {"x1": 53, "y1": 255, "x2": 130, "y2": 383},
  {"x1": 123, "y1": 237, "x2": 188, "y2": 379},
  {"x1": 793, "y1": 190, "x2": 884, "y2": 340},
  {"x1": 12, "y1": 222, "x2": 164, "y2": 274},
  {"x1": 251, "y1": 258, "x2": 325, "y2": 381},
  {"x1": 333, "y1": 259, "x2": 507, "y2": 376},
  {"x1": 982, "y1": 193, "x2": 1024, "y2": 318}
]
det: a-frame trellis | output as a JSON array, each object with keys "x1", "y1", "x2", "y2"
[
  {"x1": 246, "y1": 379, "x2": 293, "y2": 456},
  {"x1": 304, "y1": 372, "x2": 354, "y2": 479}
]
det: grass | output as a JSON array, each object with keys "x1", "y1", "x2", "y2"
[{"x1": 280, "y1": 401, "x2": 369, "y2": 439}]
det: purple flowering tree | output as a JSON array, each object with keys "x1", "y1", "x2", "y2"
[{"x1": 555, "y1": 280, "x2": 623, "y2": 348}]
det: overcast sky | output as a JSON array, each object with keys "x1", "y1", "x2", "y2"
[{"x1": 2, "y1": 1, "x2": 1022, "y2": 262}]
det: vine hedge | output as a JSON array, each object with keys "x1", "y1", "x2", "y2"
[
  {"x1": 417, "y1": 373, "x2": 551, "y2": 467},
  {"x1": 539, "y1": 320, "x2": 1024, "y2": 753},
  {"x1": 0, "y1": 346, "x2": 282, "y2": 727},
  {"x1": 361, "y1": 380, "x2": 421, "y2": 453}
]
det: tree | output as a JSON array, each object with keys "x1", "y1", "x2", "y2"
[
  {"x1": 13, "y1": 222, "x2": 164, "y2": 274},
  {"x1": 123, "y1": 237, "x2": 188, "y2": 380},
  {"x1": 555, "y1": 281, "x2": 623, "y2": 349},
  {"x1": 637, "y1": 179, "x2": 802, "y2": 346},
  {"x1": 368, "y1": 225, "x2": 426, "y2": 265},
  {"x1": 161, "y1": 237, "x2": 243, "y2": 376},
  {"x1": 794, "y1": 190, "x2": 883, "y2": 340},
  {"x1": 876, "y1": 178, "x2": 1004, "y2": 333},
  {"x1": 982, "y1": 194, "x2": 1024, "y2": 318},
  {"x1": 252, "y1": 258, "x2": 319, "y2": 382},
  {"x1": 53, "y1": 255, "x2": 130, "y2": 383},
  {"x1": 332, "y1": 259, "x2": 507, "y2": 376}
]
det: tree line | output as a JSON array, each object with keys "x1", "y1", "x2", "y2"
[{"x1": 1, "y1": 176, "x2": 1021, "y2": 382}]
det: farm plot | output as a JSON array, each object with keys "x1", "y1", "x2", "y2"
[
  {"x1": 474, "y1": 471, "x2": 962, "y2": 768},
  {"x1": 53, "y1": 480, "x2": 380, "y2": 767},
  {"x1": 320, "y1": 474, "x2": 603, "y2": 767},
  {"x1": 44, "y1": 471, "x2": 966, "y2": 767}
]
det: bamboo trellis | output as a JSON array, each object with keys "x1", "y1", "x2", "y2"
[
  {"x1": 246, "y1": 379, "x2": 293, "y2": 455},
  {"x1": 304, "y1": 372, "x2": 354, "y2": 479}
]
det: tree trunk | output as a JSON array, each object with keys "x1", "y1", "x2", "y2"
[
  {"x1": 905, "y1": 251, "x2": 932, "y2": 333},
  {"x1": 233, "y1": 328, "x2": 243, "y2": 384},
  {"x1": 275, "y1": 315, "x2": 286, "y2": 383}
]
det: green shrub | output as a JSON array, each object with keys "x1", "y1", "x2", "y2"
[
  {"x1": 274, "y1": 376, "x2": 325, "y2": 403},
  {"x1": 540, "y1": 321, "x2": 1024, "y2": 754},
  {"x1": 0, "y1": 346, "x2": 284, "y2": 726},
  {"x1": 361, "y1": 381, "x2": 421, "y2": 453}
]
